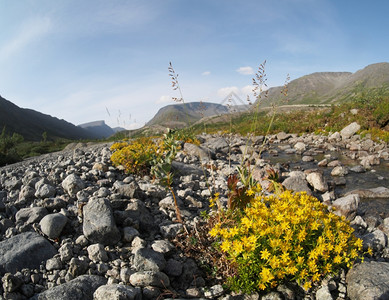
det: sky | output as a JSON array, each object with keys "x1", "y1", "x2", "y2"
[{"x1": 0, "y1": 0, "x2": 388, "y2": 130}]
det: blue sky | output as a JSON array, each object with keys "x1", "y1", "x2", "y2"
[{"x1": 0, "y1": 0, "x2": 388, "y2": 129}]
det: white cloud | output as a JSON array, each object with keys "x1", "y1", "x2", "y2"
[
  {"x1": 217, "y1": 86, "x2": 239, "y2": 98},
  {"x1": 241, "y1": 85, "x2": 254, "y2": 96},
  {"x1": 156, "y1": 95, "x2": 172, "y2": 104},
  {"x1": 202, "y1": 71, "x2": 211, "y2": 76},
  {"x1": 236, "y1": 66, "x2": 254, "y2": 75},
  {"x1": 0, "y1": 17, "x2": 52, "y2": 61}
]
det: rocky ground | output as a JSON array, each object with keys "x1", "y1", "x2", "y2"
[{"x1": 0, "y1": 122, "x2": 388, "y2": 300}]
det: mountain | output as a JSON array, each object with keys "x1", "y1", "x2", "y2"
[
  {"x1": 0, "y1": 95, "x2": 93, "y2": 141},
  {"x1": 78, "y1": 120, "x2": 124, "y2": 139},
  {"x1": 258, "y1": 62, "x2": 389, "y2": 107},
  {"x1": 146, "y1": 102, "x2": 230, "y2": 128}
]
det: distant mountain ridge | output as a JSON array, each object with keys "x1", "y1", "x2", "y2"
[
  {"x1": 260, "y1": 62, "x2": 389, "y2": 106},
  {"x1": 0, "y1": 95, "x2": 93, "y2": 141},
  {"x1": 78, "y1": 120, "x2": 125, "y2": 139},
  {"x1": 146, "y1": 102, "x2": 231, "y2": 128}
]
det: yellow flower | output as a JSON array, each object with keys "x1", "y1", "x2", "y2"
[
  {"x1": 260, "y1": 267, "x2": 274, "y2": 283},
  {"x1": 354, "y1": 238, "x2": 363, "y2": 250},
  {"x1": 334, "y1": 255, "x2": 342, "y2": 264},
  {"x1": 220, "y1": 240, "x2": 231, "y2": 252},
  {"x1": 246, "y1": 189, "x2": 255, "y2": 196},
  {"x1": 260, "y1": 248, "x2": 271, "y2": 260},
  {"x1": 303, "y1": 281, "x2": 312, "y2": 291},
  {"x1": 233, "y1": 240, "x2": 244, "y2": 255},
  {"x1": 312, "y1": 273, "x2": 320, "y2": 282}
]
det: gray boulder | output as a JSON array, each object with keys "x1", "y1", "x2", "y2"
[
  {"x1": 282, "y1": 173, "x2": 312, "y2": 195},
  {"x1": 129, "y1": 271, "x2": 170, "y2": 288},
  {"x1": 113, "y1": 181, "x2": 142, "y2": 199},
  {"x1": 0, "y1": 231, "x2": 57, "y2": 274},
  {"x1": 35, "y1": 183, "x2": 56, "y2": 199},
  {"x1": 31, "y1": 275, "x2": 106, "y2": 300},
  {"x1": 133, "y1": 248, "x2": 166, "y2": 272},
  {"x1": 293, "y1": 142, "x2": 306, "y2": 152},
  {"x1": 15, "y1": 207, "x2": 48, "y2": 225},
  {"x1": 83, "y1": 197, "x2": 120, "y2": 245},
  {"x1": 39, "y1": 213, "x2": 68, "y2": 239},
  {"x1": 171, "y1": 161, "x2": 203, "y2": 176},
  {"x1": 331, "y1": 194, "x2": 359, "y2": 221},
  {"x1": 361, "y1": 229, "x2": 388, "y2": 252},
  {"x1": 93, "y1": 284, "x2": 141, "y2": 300},
  {"x1": 203, "y1": 137, "x2": 229, "y2": 152},
  {"x1": 306, "y1": 172, "x2": 328, "y2": 192},
  {"x1": 62, "y1": 174, "x2": 85, "y2": 197},
  {"x1": 183, "y1": 143, "x2": 214, "y2": 161},
  {"x1": 346, "y1": 261, "x2": 389, "y2": 300},
  {"x1": 340, "y1": 122, "x2": 360, "y2": 139}
]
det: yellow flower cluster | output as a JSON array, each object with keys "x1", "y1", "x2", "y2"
[
  {"x1": 110, "y1": 137, "x2": 159, "y2": 175},
  {"x1": 209, "y1": 189, "x2": 365, "y2": 293}
]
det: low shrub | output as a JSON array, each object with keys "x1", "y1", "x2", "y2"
[
  {"x1": 209, "y1": 187, "x2": 366, "y2": 293},
  {"x1": 110, "y1": 137, "x2": 159, "y2": 175}
]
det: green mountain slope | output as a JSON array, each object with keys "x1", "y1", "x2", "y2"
[
  {"x1": 259, "y1": 62, "x2": 389, "y2": 107},
  {"x1": 146, "y1": 102, "x2": 230, "y2": 128}
]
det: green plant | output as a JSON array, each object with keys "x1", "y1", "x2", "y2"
[
  {"x1": 0, "y1": 127, "x2": 24, "y2": 166},
  {"x1": 209, "y1": 188, "x2": 367, "y2": 293},
  {"x1": 150, "y1": 129, "x2": 182, "y2": 223}
]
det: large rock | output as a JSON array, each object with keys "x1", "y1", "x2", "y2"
[
  {"x1": 282, "y1": 172, "x2": 312, "y2": 195},
  {"x1": 171, "y1": 161, "x2": 203, "y2": 176},
  {"x1": 293, "y1": 142, "x2": 306, "y2": 152},
  {"x1": 94, "y1": 284, "x2": 141, "y2": 300},
  {"x1": 133, "y1": 248, "x2": 166, "y2": 272},
  {"x1": 113, "y1": 181, "x2": 143, "y2": 199},
  {"x1": 35, "y1": 183, "x2": 56, "y2": 199},
  {"x1": 15, "y1": 207, "x2": 48, "y2": 225},
  {"x1": 183, "y1": 143, "x2": 214, "y2": 161},
  {"x1": 203, "y1": 137, "x2": 229, "y2": 152},
  {"x1": 39, "y1": 213, "x2": 68, "y2": 239},
  {"x1": 340, "y1": 122, "x2": 360, "y2": 139},
  {"x1": 83, "y1": 197, "x2": 120, "y2": 245},
  {"x1": 0, "y1": 232, "x2": 57, "y2": 274},
  {"x1": 331, "y1": 194, "x2": 359, "y2": 221},
  {"x1": 306, "y1": 172, "x2": 328, "y2": 192},
  {"x1": 129, "y1": 271, "x2": 170, "y2": 288},
  {"x1": 346, "y1": 261, "x2": 389, "y2": 300},
  {"x1": 31, "y1": 275, "x2": 106, "y2": 300},
  {"x1": 62, "y1": 174, "x2": 85, "y2": 197}
]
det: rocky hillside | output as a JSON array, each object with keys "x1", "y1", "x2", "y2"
[
  {"x1": 0, "y1": 95, "x2": 94, "y2": 141},
  {"x1": 258, "y1": 62, "x2": 389, "y2": 107},
  {"x1": 147, "y1": 102, "x2": 229, "y2": 128},
  {"x1": 0, "y1": 125, "x2": 388, "y2": 299}
]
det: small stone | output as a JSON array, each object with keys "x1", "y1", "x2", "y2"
[
  {"x1": 123, "y1": 226, "x2": 139, "y2": 243},
  {"x1": 331, "y1": 166, "x2": 348, "y2": 176},
  {"x1": 160, "y1": 223, "x2": 184, "y2": 239},
  {"x1": 87, "y1": 243, "x2": 108, "y2": 263},
  {"x1": 151, "y1": 240, "x2": 175, "y2": 255},
  {"x1": 204, "y1": 284, "x2": 224, "y2": 298},
  {"x1": 39, "y1": 213, "x2": 68, "y2": 239},
  {"x1": 46, "y1": 257, "x2": 62, "y2": 271},
  {"x1": 129, "y1": 271, "x2": 170, "y2": 288}
]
